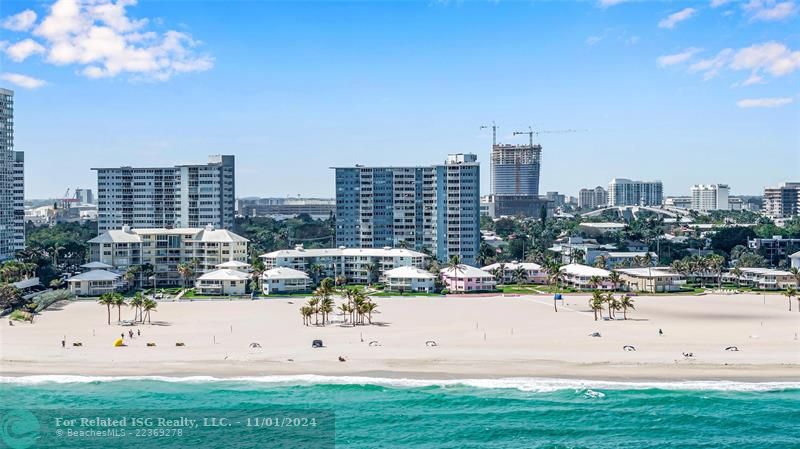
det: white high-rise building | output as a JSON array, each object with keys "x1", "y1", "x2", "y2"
[
  {"x1": 0, "y1": 88, "x2": 23, "y2": 261},
  {"x1": 608, "y1": 178, "x2": 663, "y2": 207},
  {"x1": 690, "y1": 184, "x2": 730, "y2": 212},
  {"x1": 94, "y1": 155, "x2": 236, "y2": 232},
  {"x1": 333, "y1": 153, "x2": 481, "y2": 265},
  {"x1": 763, "y1": 182, "x2": 800, "y2": 219}
]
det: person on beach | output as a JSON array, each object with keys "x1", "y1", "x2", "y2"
[
  {"x1": 129, "y1": 330, "x2": 134, "y2": 338},
  {"x1": 659, "y1": 329, "x2": 663, "y2": 336},
  {"x1": 137, "y1": 329, "x2": 141, "y2": 337},
  {"x1": 61, "y1": 339, "x2": 65, "y2": 348}
]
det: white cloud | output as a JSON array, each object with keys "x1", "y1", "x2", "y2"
[
  {"x1": 686, "y1": 41, "x2": 800, "y2": 82},
  {"x1": 710, "y1": 0, "x2": 731, "y2": 7},
  {"x1": 689, "y1": 48, "x2": 733, "y2": 79},
  {"x1": 741, "y1": 73, "x2": 764, "y2": 85},
  {"x1": 0, "y1": 0, "x2": 213, "y2": 82},
  {"x1": 731, "y1": 41, "x2": 800, "y2": 76},
  {"x1": 0, "y1": 72, "x2": 47, "y2": 89},
  {"x1": 658, "y1": 8, "x2": 697, "y2": 29},
  {"x1": 586, "y1": 36, "x2": 602, "y2": 46},
  {"x1": 743, "y1": 0, "x2": 797, "y2": 21},
  {"x1": 736, "y1": 97, "x2": 794, "y2": 108},
  {"x1": 5, "y1": 39, "x2": 46, "y2": 62},
  {"x1": 598, "y1": 0, "x2": 628, "y2": 8},
  {"x1": 657, "y1": 47, "x2": 702, "y2": 67},
  {"x1": 2, "y1": 10, "x2": 37, "y2": 32}
]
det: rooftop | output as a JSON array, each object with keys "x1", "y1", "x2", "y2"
[
  {"x1": 197, "y1": 269, "x2": 251, "y2": 281},
  {"x1": 559, "y1": 263, "x2": 611, "y2": 277},
  {"x1": 440, "y1": 265, "x2": 494, "y2": 279},
  {"x1": 261, "y1": 247, "x2": 427, "y2": 259},
  {"x1": 261, "y1": 267, "x2": 311, "y2": 280},
  {"x1": 384, "y1": 266, "x2": 436, "y2": 279}
]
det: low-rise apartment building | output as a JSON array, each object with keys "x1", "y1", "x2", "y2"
[
  {"x1": 87, "y1": 224, "x2": 249, "y2": 287},
  {"x1": 260, "y1": 246, "x2": 427, "y2": 285},
  {"x1": 615, "y1": 267, "x2": 684, "y2": 293},
  {"x1": 481, "y1": 261, "x2": 548, "y2": 284}
]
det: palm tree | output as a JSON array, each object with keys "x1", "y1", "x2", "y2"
[
  {"x1": 338, "y1": 303, "x2": 350, "y2": 324},
  {"x1": 141, "y1": 299, "x2": 157, "y2": 324},
  {"x1": 571, "y1": 249, "x2": 586, "y2": 264},
  {"x1": 588, "y1": 275, "x2": 602, "y2": 290},
  {"x1": 512, "y1": 266, "x2": 527, "y2": 285},
  {"x1": 784, "y1": 286, "x2": 797, "y2": 312},
  {"x1": 362, "y1": 301, "x2": 378, "y2": 324},
  {"x1": 706, "y1": 254, "x2": 724, "y2": 288},
  {"x1": 98, "y1": 293, "x2": 114, "y2": 325},
  {"x1": 589, "y1": 291, "x2": 604, "y2": 321},
  {"x1": 300, "y1": 306, "x2": 313, "y2": 326},
  {"x1": 605, "y1": 293, "x2": 619, "y2": 319},
  {"x1": 308, "y1": 264, "x2": 324, "y2": 285},
  {"x1": 307, "y1": 296, "x2": 320, "y2": 325},
  {"x1": 111, "y1": 294, "x2": 126, "y2": 323},
  {"x1": 789, "y1": 267, "x2": 800, "y2": 286},
  {"x1": 730, "y1": 267, "x2": 743, "y2": 286},
  {"x1": 177, "y1": 263, "x2": 194, "y2": 289},
  {"x1": 365, "y1": 262, "x2": 379, "y2": 287},
  {"x1": 123, "y1": 267, "x2": 139, "y2": 290},
  {"x1": 608, "y1": 272, "x2": 622, "y2": 292},
  {"x1": 619, "y1": 295, "x2": 635, "y2": 320},
  {"x1": 594, "y1": 255, "x2": 608, "y2": 269},
  {"x1": 129, "y1": 293, "x2": 144, "y2": 322}
]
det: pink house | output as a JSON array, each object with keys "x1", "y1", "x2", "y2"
[{"x1": 440, "y1": 265, "x2": 497, "y2": 293}]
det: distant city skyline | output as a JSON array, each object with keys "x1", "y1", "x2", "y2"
[{"x1": 1, "y1": 0, "x2": 797, "y2": 200}]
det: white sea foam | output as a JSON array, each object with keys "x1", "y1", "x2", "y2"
[{"x1": 1, "y1": 374, "x2": 798, "y2": 392}]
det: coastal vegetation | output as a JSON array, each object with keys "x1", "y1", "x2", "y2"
[{"x1": 300, "y1": 278, "x2": 379, "y2": 326}]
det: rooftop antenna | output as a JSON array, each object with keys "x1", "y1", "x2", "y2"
[{"x1": 480, "y1": 122, "x2": 499, "y2": 195}]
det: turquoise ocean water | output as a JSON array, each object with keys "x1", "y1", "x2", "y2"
[{"x1": 1, "y1": 376, "x2": 798, "y2": 449}]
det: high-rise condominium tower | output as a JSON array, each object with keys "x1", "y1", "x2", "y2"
[
  {"x1": 690, "y1": 184, "x2": 730, "y2": 212},
  {"x1": 0, "y1": 88, "x2": 23, "y2": 261},
  {"x1": 763, "y1": 182, "x2": 800, "y2": 219},
  {"x1": 333, "y1": 154, "x2": 481, "y2": 265},
  {"x1": 94, "y1": 155, "x2": 235, "y2": 232},
  {"x1": 608, "y1": 178, "x2": 663, "y2": 207}
]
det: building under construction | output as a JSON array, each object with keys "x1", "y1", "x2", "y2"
[
  {"x1": 490, "y1": 143, "x2": 551, "y2": 218},
  {"x1": 491, "y1": 143, "x2": 542, "y2": 196}
]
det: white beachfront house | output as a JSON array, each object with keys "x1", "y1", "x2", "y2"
[
  {"x1": 67, "y1": 269, "x2": 125, "y2": 296},
  {"x1": 559, "y1": 263, "x2": 613, "y2": 290},
  {"x1": 481, "y1": 261, "x2": 548, "y2": 284},
  {"x1": 260, "y1": 245, "x2": 427, "y2": 284},
  {"x1": 261, "y1": 267, "x2": 312, "y2": 295},
  {"x1": 195, "y1": 260, "x2": 252, "y2": 296},
  {"x1": 195, "y1": 269, "x2": 250, "y2": 295},
  {"x1": 384, "y1": 266, "x2": 436, "y2": 293},
  {"x1": 614, "y1": 267, "x2": 684, "y2": 293},
  {"x1": 66, "y1": 261, "x2": 126, "y2": 296},
  {"x1": 440, "y1": 265, "x2": 496, "y2": 293}
]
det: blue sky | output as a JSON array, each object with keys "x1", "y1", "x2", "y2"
[{"x1": 1, "y1": 0, "x2": 798, "y2": 199}]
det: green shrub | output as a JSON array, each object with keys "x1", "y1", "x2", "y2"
[{"x1": 9, "y1": 309, "x2": 30, "y2": 321}]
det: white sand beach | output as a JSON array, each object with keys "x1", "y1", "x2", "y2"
[{"x1": 1, "y1": 293, "x2": 799, "y2": 381}]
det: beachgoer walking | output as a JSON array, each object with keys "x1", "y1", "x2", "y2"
[{"x1": 61, "y1": 339, "x2": 65, "y2": 348}]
